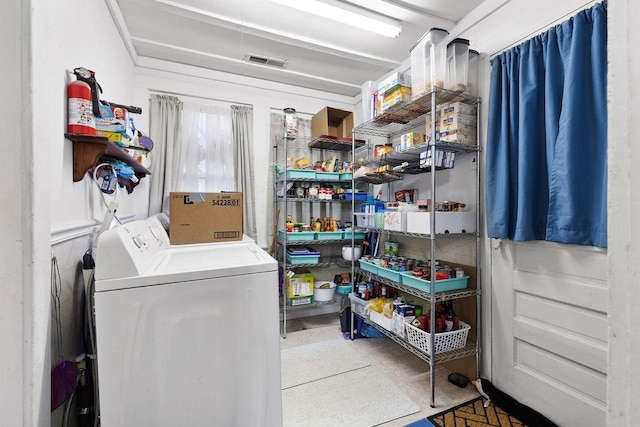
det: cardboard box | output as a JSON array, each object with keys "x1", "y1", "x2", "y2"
[
  {"x1": 441, "y1": 101, "x2": 477, "y2": 117},
  {"x1": 311, "y1": 107, "x2": 354, "y2": 139},
  {"x1": 95, "y1": 103, "x2": 128, "y2": 133},
  {"x1": 440, "y1": 114, "x2": 477, "y2": 132},
  {"x1": 169, "y1": 192, "x2": 243, "y2": 244},
  {"x1": 287, "y1": 268, "x2": 314, "y2": 306},
  {"x1": 378, "y1": 72, "x2": 411, "y2": 96},
  {"x1": 381, "y1": 86, "x2": 411, "y2": 112},
  {"x1": 439, "y1": 129, "x2": 477, "y2": 145},
  {"x1": 400, "y1": 132, "x2": 426, "y2": 150}
]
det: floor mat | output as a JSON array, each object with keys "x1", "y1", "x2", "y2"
[
  {"x1": 283, "y1": 365, "x2": 420, "y2": 427},
  {"x1": 427, "y1": 397, "x2": 526, "y2": 427},
  {"x1": 280, "y1": 338, "x2": 370, "y2": 389}
]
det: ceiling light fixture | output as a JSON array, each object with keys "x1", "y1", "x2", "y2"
[{"x1": 270, "y1": 0, "x2": 402, "y2": 38}]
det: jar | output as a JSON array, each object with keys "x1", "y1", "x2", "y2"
[{"x1": 283, "y1": 107, "x2": 298, "y2": 139}]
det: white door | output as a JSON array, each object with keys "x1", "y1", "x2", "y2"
[{"x1": 490, "y1": 239, "x2": 607, "y2": 427}]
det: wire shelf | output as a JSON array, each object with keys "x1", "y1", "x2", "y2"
[
  {"x1": 354, "y1": 227, "x2": 476, "y2": 239},
  {"x1": 278, "y1": 238, "x2": 361, "y2": 246},
  {"x1": 353, "y1": 88, "x2": 480, "y2": 138},
  {"x1": 308, "y1": 135, "x2": 366, "y2": 151},
  {"x1": 355, "y1": 172, "x2": 404, "y2": 184},
  {"x1": 356, "y1": 315, "x2": 478, "y2": 364},
  {"x1": 355, "y1": 267, "x2": 480, "y2": 301}
]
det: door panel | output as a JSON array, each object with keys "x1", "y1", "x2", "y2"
[{"x1": 491, "y1": 240, "x2": 607, "y2": 427}]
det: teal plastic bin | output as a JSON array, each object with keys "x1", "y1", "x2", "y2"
[
  {"x1": 315, "y1": 231, "x2": 344, "y2": 240},
  {"x1": 400, "y1": 272, "x2": 468, "y2": 292}
]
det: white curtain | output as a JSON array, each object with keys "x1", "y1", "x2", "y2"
[
  {"x1": 148, "y1": 94, "x2": 183, "y2": 215},
  {"x1": 231, "y1": 105, "x2": 256, "y2": 241},
  {"x1": 177, "y1": 102, "x2": 235, "y2": 192}
]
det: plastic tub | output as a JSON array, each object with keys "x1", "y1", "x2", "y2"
[
  {"x1": 410, "y1": 28, "x2": 449, "y2": 98},
  {"x1": 445, "y1": 38, "x2": 470, "y2": 92},
  {"x1": 467, "y1": 49, "x2": 479, "y2": 97},
  {"x1": 399, "y1": 272, "x2": 469, "y2": 293},
  {"x1": 278, "y1": 230, "x2": 316, "y2": 241},
  {"x1": 315, "y1": 231, "x2": 344, "y2": 240}
]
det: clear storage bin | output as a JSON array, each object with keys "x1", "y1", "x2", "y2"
[
  {"x1": 445, "y1": 38, "x2": 470, "y2": 92},
  {"x1": 467, "y1": 49, "x2": 480, "y2": 97},
  {"x1": 410, "y1": 28, "x2": 449, "y2": 98}
]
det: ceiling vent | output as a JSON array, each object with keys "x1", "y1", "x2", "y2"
[{"x1": 244, "y1": 54, "x2": 288, "y2": 69}]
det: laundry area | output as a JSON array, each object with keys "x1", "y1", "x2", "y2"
[{"x1": 1, "y1": 0, "x2": 637, "y2": 426}]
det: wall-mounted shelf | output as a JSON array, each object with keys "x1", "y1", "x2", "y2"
[{"x1": 64, "y1": 133, "x2": 151, "y2": 193}]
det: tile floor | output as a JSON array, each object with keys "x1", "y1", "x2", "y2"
[{"x1": 281, "y1": 313, "x2": 480, "y2": 426}]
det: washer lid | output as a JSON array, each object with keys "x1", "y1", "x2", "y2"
[{"x1": 95, "y1": 241, "x2": 277, "y2": 292}]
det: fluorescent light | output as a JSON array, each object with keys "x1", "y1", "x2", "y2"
[{"x1": 270, "y1": 0, "x2": 402, "y2": 38}]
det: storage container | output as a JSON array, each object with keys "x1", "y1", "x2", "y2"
[
  {"x1": 348, "y1": 293, "x2": 370, "y2": 319},
  {"x1": 405, "y1": 321, "x2": 471, "y2": 353},
  {"x1": 313, "y1": 281, "x2": 337, "y2": 302},
  {"x1": 315, "y1": 171, "x2": 340, "y2": 181},
  {"x1": 445, "y1": 38, "x2": 470, "y2": 92},
  {"x1": 467, "y1": 49, "x2": 480, "y2": 97},
  {"x1": 370, "y1": 310, "x2": 393, "y2": 331},
  {"x1": 399, "y1": 272, "x2": 469, "y2": 293},
  {"x1": 343, "y1": 230, "x2": 366, "y2": 240},
  {"x1": 286, "y1": 247, "x2": 320, "y2": 265},
  {"x1": 344, "y1": 191, "x2": 368, "y2": 201},
  {"x1": 287, "y1": 268, "x2": 314, "y2": 303},
  {"x1": 278, "y1": 230, "x2": 316, "y2": 241},
  {"x1": 392, "y1": 312, "x2": 414, "y2": 338},
  {"x1": 358, "y1": 259, "x2": 379, "y2": 275},
  {"x1": 314, "y1": 231, "x2": 344, "y2": 240},
  {"x1": 405, "y1": 211, "x2": 476, "y2": 235},
  {"x1": 377, "y1": 266, "x2": 402, "y2": 282},
  {"x1": 283, "y1": 107, "x2": 298, "y2": 139},
  {"x1": 410, "y1": 28, "x2": 449, "y2": 98},
  {"x1": 278, "y1": 169, "x2": 316, "y2": 180}
]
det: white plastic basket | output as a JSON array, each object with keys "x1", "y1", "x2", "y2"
[
  {"x1": 391, "y1": 312, "x2": 414, "y2": 338},
  {"x1": 405, "y1": 321, "x2": 471, "y2": 354}
]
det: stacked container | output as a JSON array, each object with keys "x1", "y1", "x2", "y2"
[
  {"x1": 410, "y1": 28, "x2": 449, "y2": 99},
  {"x1": 445, "y1": 38, "x2": 470, "y2": 92},
  {"x1": 467, "y1": 49, "x2": 480, "y2": 97}
]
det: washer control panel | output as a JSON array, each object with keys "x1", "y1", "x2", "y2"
[{"x1": 95, "y1": 219, "x2": 169, "y2": 280}]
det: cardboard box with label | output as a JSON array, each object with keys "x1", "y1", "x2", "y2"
[
  {"x1": 378, "y1": 71, "x2": 411, "y2": 96},
  {"x1": 169, "y1": 192, "x2": 243, "y2": 244},
  {"x1": 95, "y1": 103, "x2": 128, "y2": 133},
  {"x1": 311, "y1": 107, "x2": 354, "y2": 140},
  {"x1": 287, "y1": 268, "x2": 314, "y2": 306}
]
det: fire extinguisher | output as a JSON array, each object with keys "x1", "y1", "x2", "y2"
[{"x1": 67, "y1": 67, "x2": 97, "y2": 135}]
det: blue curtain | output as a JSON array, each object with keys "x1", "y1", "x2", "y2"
[{"x1": 486, "y1": 2, "x2": 607, "y2": 248}]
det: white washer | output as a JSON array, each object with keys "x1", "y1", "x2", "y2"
[{"x1": 93, "y1": 219, "x2": 282, "y2": 426}]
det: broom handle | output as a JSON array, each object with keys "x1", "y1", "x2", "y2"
[{"x1": 270, "y1": 207, "x2": 281, "y2": 256}]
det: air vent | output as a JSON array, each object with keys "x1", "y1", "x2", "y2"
[{"x1": 244, "y1": 54, "x2": 288, "y2": 69}]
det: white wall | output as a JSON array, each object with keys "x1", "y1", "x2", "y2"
[
  {"x1": 133, "y1": 58, "x2": 357, "y2": 248},
  {"x1": 0, "y1": 0, "x2": 32, "y2": 425},
  {"x1": 0, "y1": 0, "x2": 142, "y2": 425}
]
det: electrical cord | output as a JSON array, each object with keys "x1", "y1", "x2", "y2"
[{"x1": 92, "y1": 162, "x2": 121, "y2": 225}]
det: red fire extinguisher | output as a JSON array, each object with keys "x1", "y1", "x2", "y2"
[{"x1": 67, "y1": 69, "x2": 96, "y2": 135}]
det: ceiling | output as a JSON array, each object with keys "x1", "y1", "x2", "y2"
[{"x1": 112, "y1": 0, "x2": 485, "y2": 97}]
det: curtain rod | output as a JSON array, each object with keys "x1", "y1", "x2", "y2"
[
  {"x1": 490, "y1": 0, "x2": 597, "y2": 58},
  {"x1": 149, "y1": 89, "x2": 252, "y2": 107}
]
